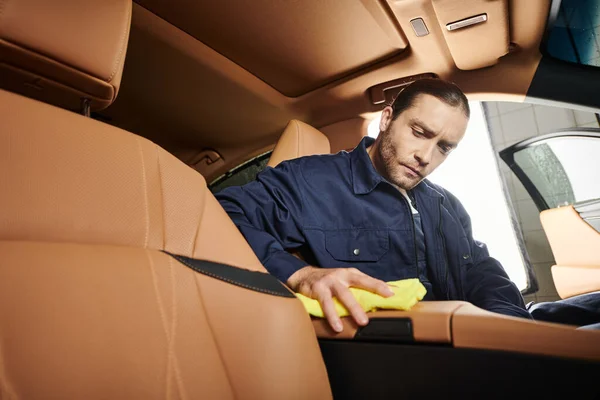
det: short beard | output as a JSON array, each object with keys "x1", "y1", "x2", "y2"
[{"x1": 375, "y1": 124, "x2": 420, "y2": 191}]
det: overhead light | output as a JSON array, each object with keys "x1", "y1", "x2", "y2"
[{"x1": 410, "y1": 18, "x2": 429, "y2": 37}]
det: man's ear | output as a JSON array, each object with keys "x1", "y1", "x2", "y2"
[{"x1": 379, "y1": 106, "x2": 394, "y2": 133}]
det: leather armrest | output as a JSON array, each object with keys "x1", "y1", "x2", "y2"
[
  {"x1": 551, "y1": 265, "x2": 600, "y2": 299},
  {"x1": 453, "y1": 302, "x2": 600, "y2": 362},
  {"x1": 313, "y1": 301, "x2": 600, "y2": 362},
  {"x1": 312, "y1": 301, "x2": 467, "y2": 343}
]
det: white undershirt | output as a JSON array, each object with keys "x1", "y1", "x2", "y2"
[{"x1": 394, "y1": 184, "x2": 418, "y2": 215}]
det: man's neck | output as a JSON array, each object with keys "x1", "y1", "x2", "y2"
[
  {"x1": 366, "y1": 141, "x2": 382, "y2": 175},
  {"x1": 393, "y1": 184, "x2": 408, "y2": 197},
  {"x1": 367, "y1": 142, "x2": 408, "y2": 197}
]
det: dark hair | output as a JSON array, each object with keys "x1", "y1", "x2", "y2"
[{"x1": 389, "y1": 78, "x2": 470, "y2": 120}]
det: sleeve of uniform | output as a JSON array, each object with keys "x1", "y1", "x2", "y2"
[
  {"x1": 215, "y1": 161, "x2": 309, "y2": 283},
  {"x1": 452, "y1": 196, "x2": 532, "y2": 319}
]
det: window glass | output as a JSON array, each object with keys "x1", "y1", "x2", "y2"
[
  {"x1": 209, "y1": 152, "x2": 271, "y2": 193},
  {"x1": 512, "y1": 136, "x2": 600, "y2": 208},
  {"x1": 546, "y1": 0, "x2": 600, "y2": 67}
]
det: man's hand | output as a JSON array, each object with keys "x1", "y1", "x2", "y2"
[{"x1": 287, "y1": 266, "x2": 394, "y2": 332}]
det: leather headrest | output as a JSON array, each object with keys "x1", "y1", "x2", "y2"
[
  {"x1": 268, "y1": 120, "x2": 331, "y2": 167},
  {"x1": 0, "y1": 0, "x2": 132, "y2": 111}
]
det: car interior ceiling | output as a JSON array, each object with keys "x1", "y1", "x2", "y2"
[
  {"x1": 1, "y1": 0, "x2": 600, "y2": 398},
  {"x1": 90, "y1": 0, "x2": 553, "y2": 183}
]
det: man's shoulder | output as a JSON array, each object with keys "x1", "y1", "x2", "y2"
[
  {"x1": 286, "y1": 149, "x2": 350, "y2": 166},
  {"x1": 276, "y1": 150, "x2": 351, "y2": 176},
  {"x1": 263, "y1": 151, "x2": 352, "y2": 192}
]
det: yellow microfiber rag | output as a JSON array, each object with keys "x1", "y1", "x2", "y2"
[{"x1": 295, "y1": 278, "x2": 427, "y2": 318}]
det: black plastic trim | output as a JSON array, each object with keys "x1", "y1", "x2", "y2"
[
  {"x1": 354, "y1": 318, "x2": 414, "y2": 343},
  {"x1": 319, "y1": 339, "x2": 600, "y2": 399},
  {"x1": 527, "y1": 57, "x2": 600, "y2": 111},
  {"x1": 165, "y1": 252, "x2": 295, "y2": 298}
]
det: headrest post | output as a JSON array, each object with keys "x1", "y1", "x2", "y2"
[{"x1": 81, "y1": 98, "x2": 91, "y2": 118}]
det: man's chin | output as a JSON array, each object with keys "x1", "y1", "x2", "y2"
[{"x1": 392, "y1": 176, "x2": 421, "y2": 191}]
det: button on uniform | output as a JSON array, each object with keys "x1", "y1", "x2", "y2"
[{"x1": 353, "y1": 248, "x2": 360, "y2": 256}]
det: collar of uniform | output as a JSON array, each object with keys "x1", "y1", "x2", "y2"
[
  {"x1": 350, "y1": 136, "x2": 385, "y2": 195},
  {"x1": 350, "y1": 136, "x2": 444, "y2": 199},
  {"x1": 413, "y1": 179, "x2": 444, "y2": 199}
]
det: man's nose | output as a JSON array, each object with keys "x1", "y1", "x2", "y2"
[{"x1": 414, "y1": 143, "x2": 435, "y2": 166}]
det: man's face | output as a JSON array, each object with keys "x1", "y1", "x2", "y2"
[{"x1": 373, "y1": 94, "x2": 469, "y2": 190}]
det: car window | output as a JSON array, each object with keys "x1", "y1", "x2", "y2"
[
  {"x1": 500, "y1": 131, "x2": 600, "y2": 210},
  {"x1": 545, "y1": 0, "x2": 600, "y2": 68},
  {"x1": 209, "y1": 151, "x2": 272, "y2": 193},
  {"x1": 484, "y1": 101, "x2": 600, "y2": 303}
]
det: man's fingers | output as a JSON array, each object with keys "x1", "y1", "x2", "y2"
[
  {"x1": 299, "y1": 268, "x2": 394, "y2": 333},
  {"x1": 349, "y1": 273, "x2": 394, "y2": 297},
  {"x1": 332, "y1": 283, "x2": 368, "y2": 327},
  {"x1": 317, "y1": 291, "x2": 343, "y2": 333}
]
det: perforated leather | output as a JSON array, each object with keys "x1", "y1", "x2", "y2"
[{"x1": 0, "y1": 90, "x2": 331, "y2": 399}]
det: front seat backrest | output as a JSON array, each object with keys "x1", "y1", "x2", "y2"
[
  {"x1": 0, "y1": 0, "x2": 130, "y2": 111},
  {"x1": 0, "y1": 2, "x2": 331, "y2": 399},
  {"x1": 268, "y1": 119, "x2": 331, "y2": 167}
]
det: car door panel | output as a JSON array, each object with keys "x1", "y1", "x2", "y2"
[{"x1": 502, "y1": 131, "x2": 600, "y2": 299}]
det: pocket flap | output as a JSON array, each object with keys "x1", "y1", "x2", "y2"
[{"x1": 325, "y1": 229, "x2": 389, "y2": 262}]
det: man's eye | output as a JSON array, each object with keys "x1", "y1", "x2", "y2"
[
  {"x1": 439, "y1": 144, "x2": 453, "y2": 155},
  {"x1": 412, "y1": 129, "x2": 424, "y2": 136}
]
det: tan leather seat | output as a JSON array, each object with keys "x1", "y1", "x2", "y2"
[
  {"x1": 0, "y1": 1, "x2": 331, "y2": 399},
  {"x1": 0, "y1": 0, "x2": 131, "y2": 111},
  {"x1": 268, "y1": 119, "x2": 331, "y2": 167},
  {"x1": 540, "y1": 206, "x2": 600, "y2": 299}
]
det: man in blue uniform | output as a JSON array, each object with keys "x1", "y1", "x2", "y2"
[{"x1": 216, "y1": 78, "x2": 530, "y2": 332}]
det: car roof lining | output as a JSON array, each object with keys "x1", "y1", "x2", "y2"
[
  {"x1": 97, "y1": 0, "x2": 551, "y2": 182},
  {"x1": 135, "y1": 0, "x2": 408, "y2": 97}
]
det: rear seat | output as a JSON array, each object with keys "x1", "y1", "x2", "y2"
[
  {"x1": 267, "y1": 119, "x2": 332, "y2": 167},
  {"x1": 0, "y1": 1, "x2": 331, "y2": 399}
]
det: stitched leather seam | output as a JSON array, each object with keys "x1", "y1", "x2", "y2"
[
  {"x1": 108, "y1": 0, "x2": 131, "y2": 82},
  {"x1": 145, "y1": 251, "x2": 173, "y2": 399},
  {"x1": 136, "y1": 138, "x2": 150, "y2": 248},
  {"x1": 155, "y1": 145, "x2": 166, "y2": 250},
  {"x1": 171, "y1": 254, "x2": 291, "y2": 298},
  {"x1": 189, "y1": 189, "x2": 205, "y2": 257},
  {"x1": 167, "y1": 257, "x2": 187, "y2": 400},
  {"x1": 192, "y1": 274, "x2": 237, "y2": 399}
]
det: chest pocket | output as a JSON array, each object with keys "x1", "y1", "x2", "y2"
[{"x1": 325, "y1": 229, "x2": 389, "y2": 262}]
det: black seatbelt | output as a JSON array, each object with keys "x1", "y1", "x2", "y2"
[{"x1": 164, "y1": 251, "x2": 295, "y2": 298}]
